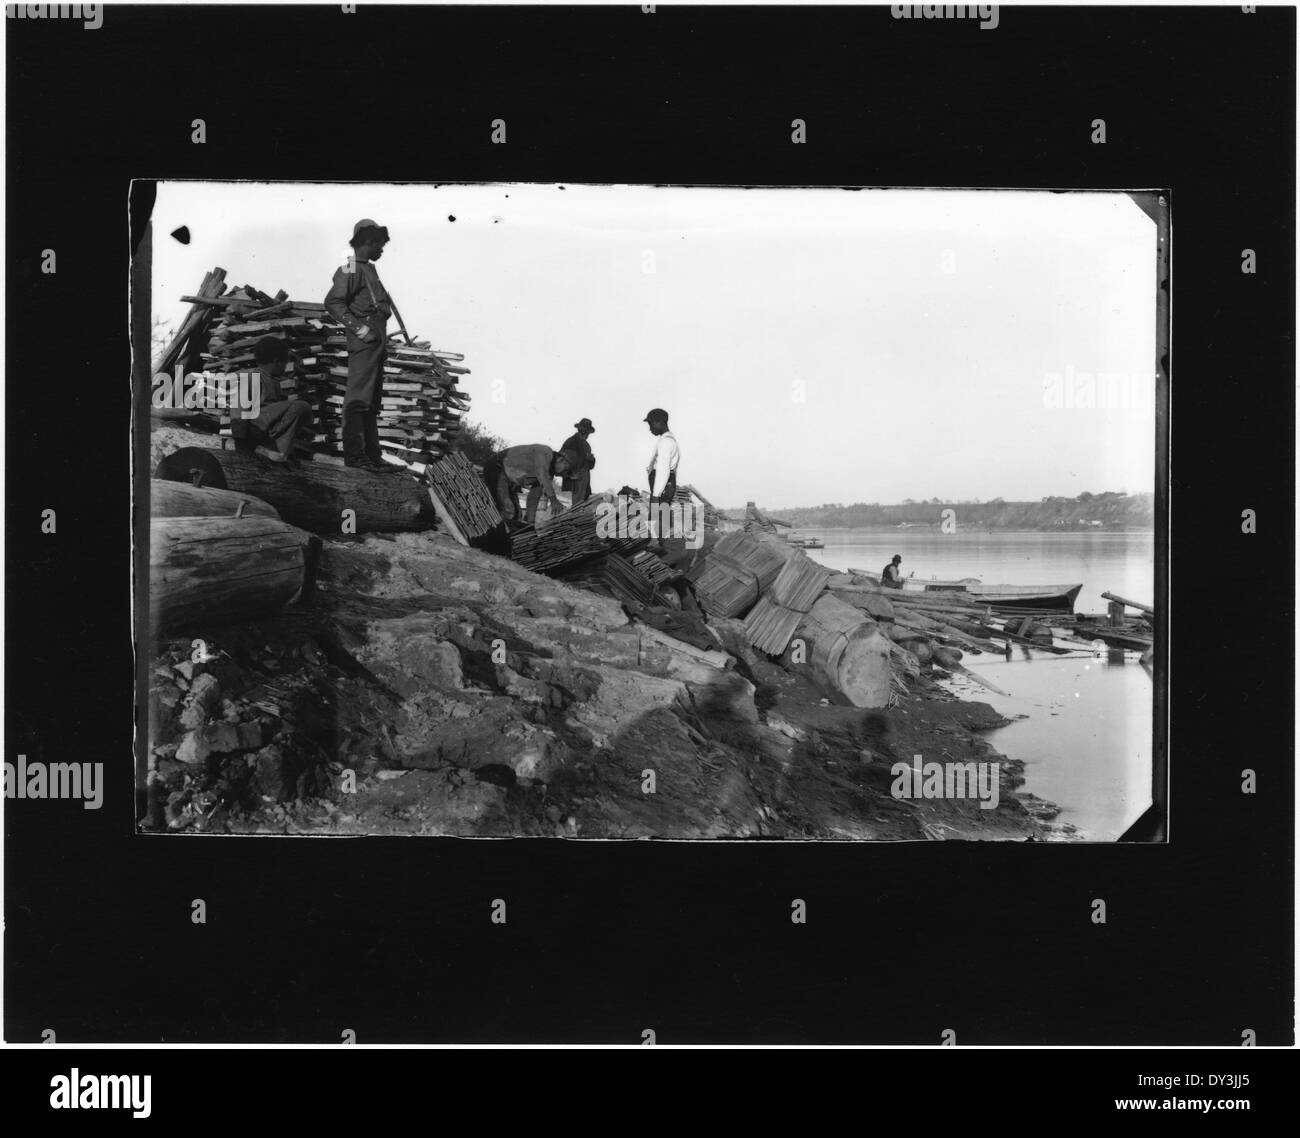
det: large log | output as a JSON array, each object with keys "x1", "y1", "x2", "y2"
[
  {"x1": 786, "y1": 593, "x2": 891, "y2": 708},
  {"x1": 150, "y1": 516, "x2": 310, "y2": 632},
  {"x1": 149, "y1": 479, "x2": 280, "y2": 520},
  {"x1": 156, "y1": 447, "x2": 435, "y2": 535}
]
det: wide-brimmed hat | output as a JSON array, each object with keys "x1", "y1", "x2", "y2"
[
  {"x1": 351, "y1": 218, "x2": 390, "y2": 243},
  {"x1": 574, "y1": 418, "x2": 595, "y2": 432}
]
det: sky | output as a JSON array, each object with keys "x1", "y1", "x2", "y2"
[{"x1": 149, "y1": 182, "x2": 1159, "y2": 510}]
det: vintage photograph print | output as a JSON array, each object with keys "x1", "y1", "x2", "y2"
[{"x1": 138, "y1": 181, "x2": 1165, "y2": 841}]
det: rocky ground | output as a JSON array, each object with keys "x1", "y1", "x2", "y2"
[{"x1": 143, "y1": 525, "x2": 1063, "y2": 840}]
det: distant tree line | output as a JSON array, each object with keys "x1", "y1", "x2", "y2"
[{"x1": 729, "y1": 490, "x2": 1155, "y2": 531}]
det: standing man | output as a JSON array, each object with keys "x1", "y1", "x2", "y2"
[
  {"x1": 560, "y1": 417, "x2": 597, "y2": 503},
  {"x1": 644, "y1": 407, "x2": 680, "y2": 539},
  {"x1": 484, "y1": 444, "x2": 575, "y2": 527},
  {"x1": 236, "y1": 336, "x2": 313, "y2": 466},
  {"x1": 324, "y1": 219, "x2": 401, "y2": 474}
]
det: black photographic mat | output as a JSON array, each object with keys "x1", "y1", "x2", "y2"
[{"x1": 3, "y1": 2, "x2": 1293, "y2": 1061}]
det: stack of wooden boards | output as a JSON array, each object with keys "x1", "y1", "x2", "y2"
[
  {"x1": 158, "y1": 268, "x2": 472, "y2": 464},
  {"x1": 424, "y1": 450, "x2": 503, "y2": 542}
]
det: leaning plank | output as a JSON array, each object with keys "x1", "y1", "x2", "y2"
[
  {"x1": 150, "y1": 516, "x2": 309, "y2": 631},
  {"x1": 1100, "y1": 591, "x2": 1154, "y2": 615},
  {"x1": 149, "y1": 479, "x2": 280, "y2": 520}
]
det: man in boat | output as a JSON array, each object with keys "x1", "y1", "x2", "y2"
[
  {"x1": 881, "y1": 554, "x2": 906, "y2": 588},
  {"x1": 323, "y1": 218, "x2": 403, "y2": 474},
  {"x1": 234, "y1": 336, "x2": 313, "y2": 468},
  {"x1": 559, "y1": 417, "x2": 597, "y2": 504},
  {"x1": 483, "y1": 444, "x2": 576, "y2": 527}
]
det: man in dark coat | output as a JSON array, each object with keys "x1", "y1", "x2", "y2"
[
  {"x1": 323, "y1": 218, "x2": 402, "y2": 473},
  {"x1": 881, "y1": 554, "x2": 905, "y2": 588},
  {"x1": 559, "y1": 417, "x2": 596, "y2": 503}
]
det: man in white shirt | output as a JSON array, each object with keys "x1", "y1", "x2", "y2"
[
  {"x1": 644, "y1": 407, "x2": 679, "y2": 538},
  {"x1": 644, "y1": 407, "x2": 679, "y2": 503}
]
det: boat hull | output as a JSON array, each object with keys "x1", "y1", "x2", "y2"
[{"x1": 853, "y1": 571, "x2": 1083, "y2": 612}]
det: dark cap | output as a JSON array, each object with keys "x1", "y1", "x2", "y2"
[
  {"x1": 574, "y1": 418, "x2": 595, "y2": 432},
  {"x1": 892, "y1": 555, "x2": 902, "y2": 563},
  {"x1": 643, "y1": 408, "x2": 669, "y2": 423}
]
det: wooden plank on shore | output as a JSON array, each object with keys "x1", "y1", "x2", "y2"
[
  {"x1": 426, "y1": 484, "x2": 468, "y2": 545},
  {"x1": 1100, "y1": 591, "x2": 1154, "y2": 615}
]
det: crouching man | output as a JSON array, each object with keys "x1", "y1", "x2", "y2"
[{"x1": 484, "y1": 444, "x2": 575, "y2": 527}]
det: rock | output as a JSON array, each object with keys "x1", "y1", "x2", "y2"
[
  {"x1": 519, "y1": 587, "x2": 574, "y2": 619},
  {"x1": 933, "y1": 646, "x2": 964, "y2": 669},
  {"x1": 707, "y1": 618, "x2": 763, "y2": 671},
  {"x1": 568, "y1": 666, "x2": 690, "y2": 746},
  {"x1": 178, "y1": 673, "x2": 222, "y2": 730},
  {"x1": 251, "y1": 746, "x2": 296, "y2": 800},
  {"x1": 686, "y1": 672, "x2": 758, "y2": 723},
  {"x1": 177, "y1": 720, "x2": 264, "y2": 757},
  {"x1": 175, "y1": 731, "x2": 211, "y2": 766}
]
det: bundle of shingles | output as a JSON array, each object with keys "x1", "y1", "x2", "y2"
[
  {"x1": 422, "y1": 450, "x2": 502, "y2": 542},
  {"x1": 160, "y1": 268, "x2": 473, "y2": 464},
  {"x1": 687, "y1": 530, "x2": 790, "y2": 618},
  {"x1": 554, "y1": 552, "x2": 658, "y2": 609},
  {"x1": 510, "y1": 494, "x2": 651, "y2": 574},
  {"x1": 743, "y1": 553, "x2": 832, "y2": 655},
  {"x1": 630, "y1": 550, "x2": 677, "y2": 586}
]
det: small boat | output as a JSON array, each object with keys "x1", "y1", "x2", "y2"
[
  {"x1": 786, "y1": 535, "x2": 825, "y2": 549},
  {"x1": 851, "y1": 570, "x2": 1083, "y2": 612}
]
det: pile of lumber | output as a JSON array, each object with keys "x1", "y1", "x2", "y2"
[
  {"x1": 424, "y1": 450, "x2": 503, "y2": 542},
  {"x1": 154, "y1": 268, "x2": 229, "y2": 376},
  {"x1": 509, "y1": 494, "x2": 649, "y2": 574},
  {"x1": 158, "y1": 268, "x2": 473, "y2": 463}
]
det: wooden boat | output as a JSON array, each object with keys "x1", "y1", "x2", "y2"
[
  {"x1": 852, "y1": 570, "x2": 1083, "y2": 612},
  {"x1": 786, "y1": 535, "x2": 825, "y2": 549}
]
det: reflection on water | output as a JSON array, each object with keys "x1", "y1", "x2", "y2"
[
  {"x1": 943, "y1": 649, "x2": 1153, "y2": 840},
  {"x1": 794, "y1": 529, "x2": 1156, "y2": 841}
]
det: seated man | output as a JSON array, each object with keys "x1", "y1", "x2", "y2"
[
  {"x1": 484, "y1": 444, "x2": 574, "y2": 527},
  {"x1": 235, "y1": 336, "x2": 313, "y2": 467},
  {"x1": 881, "y1": 554, "x2": 906, "y2": 588}
]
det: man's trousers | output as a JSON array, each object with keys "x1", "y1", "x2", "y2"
[{"x1": 343, "y1": 327, "x2": 387, "y2": 463}]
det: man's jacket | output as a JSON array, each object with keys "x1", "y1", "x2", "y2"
[{"x1": 324, "y1": 259, "x2": 393, "y2": 339}]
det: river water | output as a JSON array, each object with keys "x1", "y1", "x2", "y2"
[{"x1": 801, "y1": 529, "x2": 1157, "y2": 840}]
